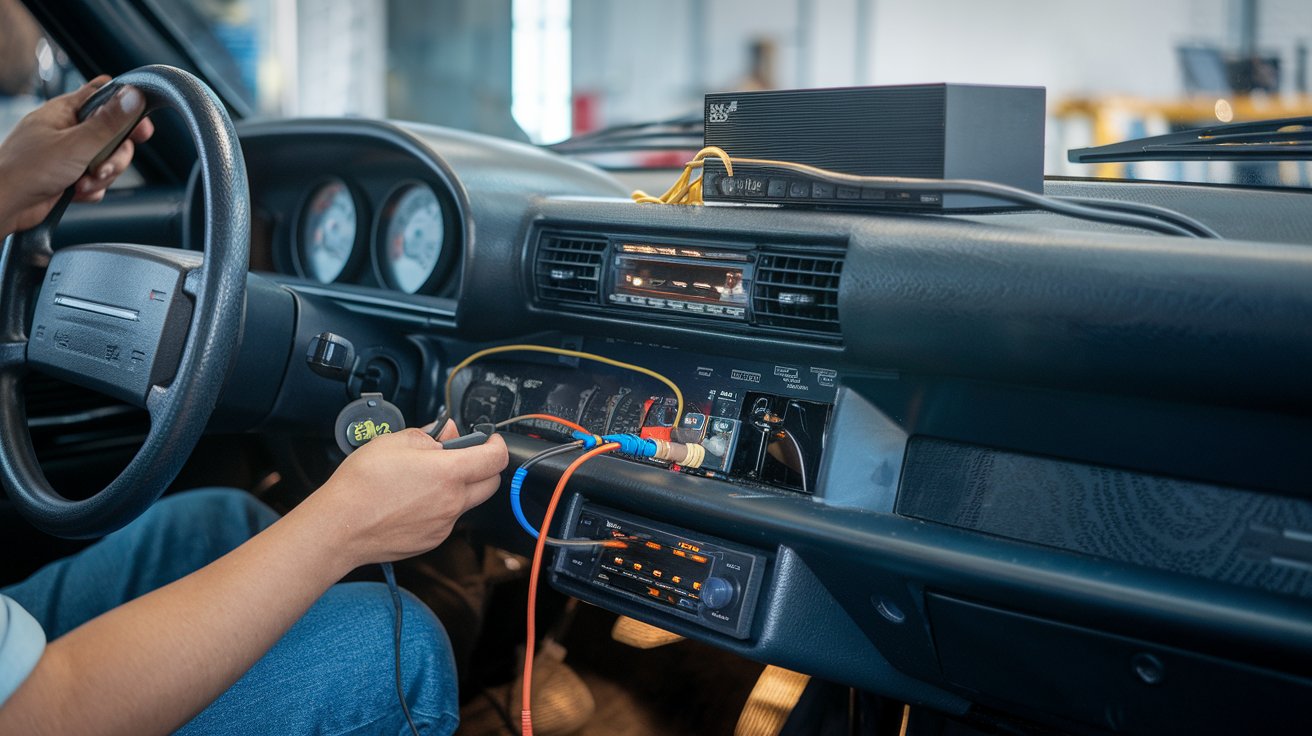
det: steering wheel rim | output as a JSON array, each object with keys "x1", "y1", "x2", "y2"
[{"x1": 0, "y1": 65, "x2": 249, "y2": 538}]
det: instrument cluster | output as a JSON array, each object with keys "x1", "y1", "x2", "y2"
[
  {"x1": 291, "y1": 177, "x2": 455, "y2": 295},
  {"x1": 459, "y1": 362, "x2": 653, "y2": 440}
]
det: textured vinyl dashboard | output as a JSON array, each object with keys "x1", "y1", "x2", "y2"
[{"x1": 897, "y1": 437, "x2": 1312, "y2": 599}]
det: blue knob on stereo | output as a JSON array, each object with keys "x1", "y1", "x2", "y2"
[{"x1": 701, "y1": 576, "x2": 736, "y2": 610}]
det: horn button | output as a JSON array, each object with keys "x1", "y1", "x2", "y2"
[{"x1": 27, "y1": 244, "x2": 200, "y2": 407}]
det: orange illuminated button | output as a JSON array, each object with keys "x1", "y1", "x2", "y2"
[
  {"x1": 652, "y1": 570, "x2": 663, "y2": 578},
  {"x1": 647, "y1": 587, "x2": 661, "y2": 597},
  {"x1": 671, "y1": 576, "x2": 682, "y2": 584},
  {"x1": 633, "y1": 563, "x2": 643, "y2": 571},
  {"x1": 672, "y1": 549, "x2": 687, "y2": 558},
  {"x1": 613, "y1": 557, "x2": 624, "y2": 565},
  {"x1": 691, "y1": 554, "x2": 709, "y2": 564},
  {"x1": 645, "y1": 541, "x2": 662, "y2": 551},
  {"x1": 692, "y1": 581, "x2": 702, "y2": 591}
]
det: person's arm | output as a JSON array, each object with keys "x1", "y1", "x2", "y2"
[
  {"x1": 0, "y1": 75, "x2": 154, "y2": 238},
  {"x1": 0, "y1": 425, "x2": 508, "y2": 736}
]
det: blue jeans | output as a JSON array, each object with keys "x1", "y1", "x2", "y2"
[{"x1": 2, "y1": 489, "x2": 459, "y2": 735}]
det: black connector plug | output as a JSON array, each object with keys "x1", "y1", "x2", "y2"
[{"x1": 440, "y1": 423, "x2": 497, "y2": 449}]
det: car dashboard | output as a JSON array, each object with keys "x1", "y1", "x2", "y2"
[{"x1": 52, "y1": 117, "x2": 1312, "y2": 734}]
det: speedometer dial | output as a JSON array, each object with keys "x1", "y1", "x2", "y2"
[
  {"x1": 299, "y1": 179, "x2": 358, "y2": 283},
  {"x1": 378, "y1": 183, "x2": 444, "y2": 293}
]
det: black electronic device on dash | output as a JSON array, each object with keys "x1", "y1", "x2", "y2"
[{"x1": 701, "y1": 83, "x2": 1046, "y2": 211}]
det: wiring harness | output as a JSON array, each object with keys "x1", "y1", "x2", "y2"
[{"x1": 442, "y1": 344, "x2": 704, "y2": 736}]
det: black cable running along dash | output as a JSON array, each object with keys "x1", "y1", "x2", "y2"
[
  {"x1": 381, "y1": 562, "x2": 422, "y2": 736},
  {"x1": 782, "y1": 171, "x2": 1212, "y2": 237},
  {"x1": 520, "y1": 441, "x2": 585, "y2": 471},
  {"x1": 695, "y1": 151, "x2": 1218, "y2": 238},
  {"x1": 1052, "y1": 196, "x2": 1221, "y2": 238}
]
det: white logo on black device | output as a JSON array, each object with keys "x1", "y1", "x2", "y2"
[{"x1": 708, "y1": 100, "x2": 738, "y2": 123}]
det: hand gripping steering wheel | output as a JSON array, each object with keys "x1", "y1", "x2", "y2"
[{"x1": 0, "y1": 65, "x2": 248, "y2": 538}]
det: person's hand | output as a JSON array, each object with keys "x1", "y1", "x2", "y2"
[
  {"x1": 0, "y1": 75, "x2": 155, "y2": 237},
  {"x1": 302, "y1": 422, "x2": 509, "y2": 568}
]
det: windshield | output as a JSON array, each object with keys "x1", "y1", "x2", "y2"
[{"x1": 151, "y1": 0, "x2": 1312, "y2": 189}]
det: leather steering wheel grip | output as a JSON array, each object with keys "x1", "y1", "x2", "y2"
[{"x1": 0, "y1": 65, "x2": 249, "y2": 538}]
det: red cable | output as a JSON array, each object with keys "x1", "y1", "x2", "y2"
[
  {"x1": 502, "y1": 413, "x2": 591, "y2": 436},
  {"x1": 520, "y1": 442, "x2": 618, "y2": 736}
]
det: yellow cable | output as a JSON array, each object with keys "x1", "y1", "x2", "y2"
[
  {"x1": 630, "y1": 146, "x2": 733, "y2": 205},
  {"x1": 633, "y1": 145, "x2": 983, "y2": 207},
  {"x1": 444, "y1": 344, "x2": 684, "y2": 431}
]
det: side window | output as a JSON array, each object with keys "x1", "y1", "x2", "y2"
[
  {"x1": 0, "y1": 0, "x2": 85, "y2": 140},
  {"x1": 0, "y1": 0, "x2": 146, "y2": 188}
]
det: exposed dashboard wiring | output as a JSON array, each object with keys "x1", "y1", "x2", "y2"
[
  {"x1": 507, "y1": 416, "x2": 715, "y2": 734},
  {"x1": 509, "y1": 441, "x2": 584, "y2": 540},
  {"x1": 508, "y1": 439, "x2": 628, "y2": 549},
  {"x1": 456, "y1": 353, "x2": 704, "y2": 734},
  {"x1": 496, "y1": 413, "x2": 589, "y2": 435},
  {"x1": 520, "y1": 442, "x2": 620, "y2": 736},
  {"x1": 444, "y1": 344, "x2": 685, "y2": 432},
  {"x1": 632, "y1": 146, "x2": 1220, "y2": 238}
]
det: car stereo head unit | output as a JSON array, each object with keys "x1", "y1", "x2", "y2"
[
  {"x1": 553, "y1": 501, "x2": 767, "y2": 639},
  {"x1": 606, "y1": 243, "x2": 752, "y2": 321}
]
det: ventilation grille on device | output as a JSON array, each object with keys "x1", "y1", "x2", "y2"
[
  {"x1": 752, "y1": 252, "x2": 843, "y2": 334},
  {"x1": 535, "y1": 232, "x2": 608, "y2": 305}
]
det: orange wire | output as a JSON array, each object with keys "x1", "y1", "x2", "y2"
[
  {"x1": 521, "y1": 442, "x2": 619, "y2": 736},
  {"x1": 499, "y1": 413, "x2": 591, "y2": 436}
]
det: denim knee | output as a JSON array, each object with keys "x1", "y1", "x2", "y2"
[
  {"x1": 1, "y1": 489, "x2": 281, "y2": 640},
  {"x1": 325, "y1": 582, "x2": 460, "y2": 734},
  {"x1": 130, "y1": 488, "x2": 278, "y2": 558},
  {"x1": 142, "y1": 487, "x2": 279, "y2": 533},
  {"x1": 387, "y1": 585, "x2": 461, "y2": 733}
]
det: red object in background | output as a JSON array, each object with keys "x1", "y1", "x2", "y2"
[
  {"x1": 573, "y1": 90, "x2": 599, "y2": 136},
  {"x1": 573, "y1": 89, "x2": 694, "y2": 169},
  {"x1": 640, "y1": 150, "x2": 699, "y2": 168}
]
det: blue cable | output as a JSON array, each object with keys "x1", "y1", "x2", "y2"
[
  {"x1": 571, "y1": 431, "x2": 657, "y2": 458},
  {"x1": 509, "y1": 441, "x2": 587, "y2": 540},
  {"x1": 510, "y1": 466, "x2": 538, "y2": 539},
  {"x1": 509, "y1": 436, "x2": 662, "y2": 541}
]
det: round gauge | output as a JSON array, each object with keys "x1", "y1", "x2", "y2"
[
  {"x1": 378, "y1": 183, "x2": 445, "y2": 293},
  {"x1": 298, "y1": 179, "x2": 358, "y2": 283}
]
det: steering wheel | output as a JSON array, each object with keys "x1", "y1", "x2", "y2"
[{"x1": 0, "y1": 65, "x2": 248, "y2": 538}]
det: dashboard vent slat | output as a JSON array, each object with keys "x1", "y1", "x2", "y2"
[
  {"x1": 535, "y1": 232, "x2": 608, "y2": 305},
  {"x1": 752, "y1": 252, "x2": 843, "y2": 335}
]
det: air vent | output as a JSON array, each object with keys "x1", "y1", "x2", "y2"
[
  {"x1": 752, "y1": 251, "x2": 843, "y2": 335},
  {"x1": 535, "y1": 232, "x2": 608, "y2": 304}
]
